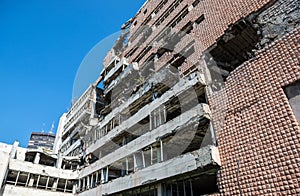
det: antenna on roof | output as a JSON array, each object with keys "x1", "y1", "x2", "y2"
[{"x1": 49, "y1": 121, "x2": 54, "y2": 134}]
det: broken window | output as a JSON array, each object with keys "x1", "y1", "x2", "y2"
[
  {"x1": 284, "y1": 81, "x2": 300, "y2": 124},
  {"x1": 163, "y1": 174, "x2": 219, "y2": 195},
  {"x1": 206, "y1": 19, "x2": 261, "y2": 85},
  {"x1": 121, "y1": 186, "x2": 157, "y2": 196}
]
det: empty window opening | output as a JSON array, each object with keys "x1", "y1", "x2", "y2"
[
  {"x1": 207, "y1": 19, "x2": 260, "y2": 80},
  {"x1": 284, "y1": 80, "x2": 300, "y2": 124},
  {"x1": 192, "y1": 0, "x2": 200, "y2": 7},
  {"x1": 165, "y1": 96, "x2": 182, "y2": 122},
  {"x1": 195, "y1": 14, "x2": 205, "y2": 24},
  {"x1": 121, "y1": 185, "x2": 158, "y2": 196},
  {"x1": 108, "y1": 165, "x2": 122, "y2": 181},
  {"x1": 162, "y1": 173, "x2": 219, "y2": 195}
]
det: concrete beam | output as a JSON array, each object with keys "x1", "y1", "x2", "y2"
[
  {"x1": 2, "y1": 185, "x2": 72, "y2": 196},
  {"x1": 78, "y1": 146, "x2": 220, "y2": 196},
  {"x1": 9, "y1": 159, "x2": 78, "y2": 180},
  {"x1": 97, "y1": 66, "x2": 184, "y2": 134},
  {"x1": 62, "y1": 140, "x2": 81, "y2": 156},
  {"x1": 81, "y1": 104, "x2": 210, "y2": 177},
  {"x1": 86, "y1": 74, "x2": 204, "y2": 155},
  {"x1": 104, "y1": 58, "x2": 128, "y2": 83},
  {"x1": 0, "y1": 142, "x2": 18, "y2": 189}
]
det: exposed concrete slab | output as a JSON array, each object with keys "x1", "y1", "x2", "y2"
[
  {"x1": 79, "y1": 146, "x2": 220, "y2": 196},
  {"x1": 9, "y1": 159, "x2": 78, "y2": 180},
  {"x1": 0, "y1": 142, "x2": 18, "y2": 189},
  {"x1": 62, "y1": 140, "x2": 81, "y2": 156},
  {"x1": 104, "y1": 58, "x2": 128, "y2": 83},
  {"x1": 86, "y1": 74, "x2": 204, "y2": 155},
  {"x1": 96, "y1": 66, "x2": 187, "y2": 135},
  {"x1": 104, "y1": 63, "x2": 135, "y2": 94},
  {"x1": 81, "y1": 104, "x2": 210, "y2": 177},
  {"x1": 2, "y1": 185, "x2": 72, "y2": 196},
  {"x1": 0, "y1": 151, "x2": 10, "y2": 189}
]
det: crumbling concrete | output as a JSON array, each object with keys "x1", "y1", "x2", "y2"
[
  {"x1": 78, "y1": 146, "x2": 220, "y2": 196},
  {"x1": 85, "y1": 72, "x2": 205, "y2": 154},
  {"x1": 2, "y1": 185, "x2": 72, "y2": 196},
  {"x1": 81, "y1": 104, "x2": 210, "y2": 177}
]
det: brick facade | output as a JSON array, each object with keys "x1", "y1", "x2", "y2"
[
  {"x1": 103, "y1": 0, "x2": 300, "y2": 195},
  {"x1": 211, "y1": 28, "x2": 300, "y2": 195}
]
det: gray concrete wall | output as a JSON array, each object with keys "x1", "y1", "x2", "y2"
[
  {"x1": 2, "y1": 185, "x2": 72, "y2": 196},
  {"x1": 79, "y1": 146, "x2": 220, "y2": 196}
]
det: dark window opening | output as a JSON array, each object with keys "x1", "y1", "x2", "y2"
[
  {"x1": 165, "y1": 96, "x2": 182, "y2": 122},
  {"x1": 207, "y1": 19, "x2": 260, "y2": 80},
  {"x1": 119, "y1": 186, "x2": 157, "y2": 196},
  {"x1": 195, "y1": 14, "x2": 204, "y2": 24},
  {"x1": 108, "y1": 166, "x2": 122, "y2": 181},
  {"x1": 192, "y1": 0, "x2": 200, "y2": 7},
  {"x1": 162, "y1": 173, "x2": 219, "y2": 195},
  {"x1": 284, "y1": 81, "x2": 300, "y2": 124}
]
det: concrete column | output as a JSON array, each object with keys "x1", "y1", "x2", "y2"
[
  {"x1": 64, "y1": 180, "x2": 68, "y2": 192},
  {"x1": 126, "y1": 158, "x2": 129, "y2": 175},
  {"x1": 105, "y1": 167, "x2": 109, "y2": 182},
  {"x1": 28, "y1": 176, "x2": 34, "y2": 187},
  {"x1": 82, "y1": 178, "x2": 86, "y2": 190},
  {"x1": 34, "y1": 153, "x2": 40, "y2": 164},
  {"x1": 45, "y1": 177, "x2": 50, "y2": 190},
  {"x1": 101, "y1": 169, "x2": 105, "y2": 184},
  {"x1": 36, "y1": 175, "x2": 40, "y2": 188},
  {"x1": 157, "y1": 183, "x2": 163, "y2": 196},
  {"x1": 25, "y1": 173, "x2": 30, "y2": 187},
  {"x1": 0, "y1": 141, "x2": 19, "y2": 188},
  {"x1": 56, "y1": 154, "x2": 63, "y2": 168},
  {"x1": 142, "y1": 151, "x2": 146, "y2": 168},
  {"x1": 14, "y1": 171, "x2": 20, "y2": 186},
  {"x1": 95, "y1": 171, "x2": 99, "y2": 184},
  {"x1": 163, "y1": 105, "x2": 167, "y2": 123},
  {"x1": 52, "y1": 178, "x2": 59, "y2": 191},
  {"x1": 158, "y1": 107, "x2": 162, "y2": 126},
  {"x1": 91, "y1": 174, "x2": 94, "y2": 188},
  {"x1": 133, "y1": 154, "x2": 137, "y2": 172},
  {"x1": 10, "y1": 141, "x2": 19, "y2": 159},
  {"x1": 160, "y1": 140, "x2": 164, "y2": 162},
  {"x1": 72, "y1": 183, "x2": 77, "y2": 194},
  {"x1": 87, "y1": 175, "x2": 90, "y2": 189},
  {"x1": 78, "y1": 179, "x2": 81, "y2": 192},
  {"x1": 149, "y1": 113, "x2": 152, "y2": 130},
  {"x1": 150, "y1": 146, "x2": 153, "y2": 165}
]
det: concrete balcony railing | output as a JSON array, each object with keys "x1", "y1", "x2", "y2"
[
  {"x1": 78, "y1": 145, "x2": 220, "y2": 195},
  {"x1": 85, "y1": 71, "x2": 205, "y2": 154},
  {"x1": 103, "y1": 58, "x2": 128, "y2": 85},
  {"x1": 63, "y1": 85, "x2": 104, "y2": 137},
  {"x1": 80, "y1": 103, "x2": 211, "y2": 176},
  {"x1": 9, "y1": 159, "x2": 78, "y2": 180}
]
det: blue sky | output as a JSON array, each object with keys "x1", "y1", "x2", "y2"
[{"x1": 0, "y1": 0, "x2": 145, "y2": 147}]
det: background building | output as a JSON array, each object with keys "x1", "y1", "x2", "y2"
[{"x1": 27, "y1": 132, "x2": 56, "y2": 152}]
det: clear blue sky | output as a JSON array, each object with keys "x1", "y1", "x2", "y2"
[{"x1": 0, "y1": 0, "x2": 145, "y2": 147}]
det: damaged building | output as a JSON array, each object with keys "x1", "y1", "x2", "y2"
[{"x1": 1, "y1": 0, "x2": 299, "y2": 195}]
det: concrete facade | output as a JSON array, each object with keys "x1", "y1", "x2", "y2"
[
  {"x1": 27, "y1": 132, "x2": 56, "y2": 152},
  {"x1": 0, "y1": 0, "x2": 299, "y2": 195}
]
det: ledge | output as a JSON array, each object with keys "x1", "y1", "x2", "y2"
[
  {"x1": 9, "y1": 159, "x2": 78, "y2": 180},
  {"x1": 79, "y1": 145, "x2": 221, "y2": 195}
]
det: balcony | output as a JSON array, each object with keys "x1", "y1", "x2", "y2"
[
  {"x1": 77, "y1": 145, "x2": 220, "y2": 195},
  {"x1": 103, "y1": 58, "x2": 128, "y2": 86},
  {"x1": 62, "y1": 85, "x2": 105, "y2": 138}
]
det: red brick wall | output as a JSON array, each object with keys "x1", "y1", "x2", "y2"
[
  {"x1": 120, "y1": 0, "x2": 272, "y2": 69},
  {"x1": 210, "y1": 27, "x2": 300, "y2": 195}
]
